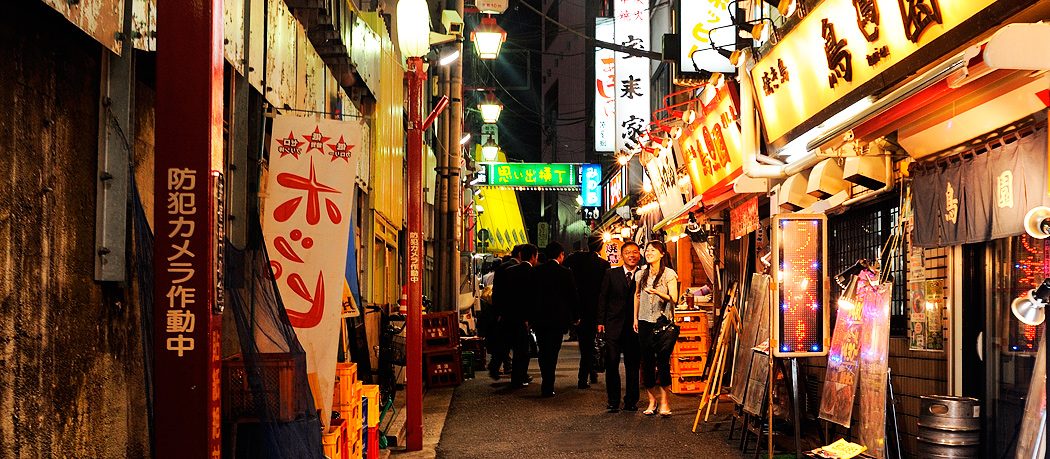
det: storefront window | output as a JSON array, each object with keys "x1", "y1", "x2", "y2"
[{"x1": 988, "y1": 235, "x2": 1047, "y2": 455}]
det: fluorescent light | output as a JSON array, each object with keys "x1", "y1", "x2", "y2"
[
  {"x1": 460, "y1": 133, "x2": 471, "y2": 145},
  {"x1": 439, "y1": 50, "x2": 460, "y2": 66}
]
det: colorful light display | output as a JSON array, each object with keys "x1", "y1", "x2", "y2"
[{"x1": 772, "y1": 214, "x2": 830, "y2": 358}]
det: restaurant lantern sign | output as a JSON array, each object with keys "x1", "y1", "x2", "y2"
[{"x1": 751, "y1": 0, "x2": 1015, "y2": 149}]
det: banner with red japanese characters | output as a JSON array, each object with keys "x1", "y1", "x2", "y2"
[{"x1": 262, "y1": 115, "x2": 361, "y2": 427}]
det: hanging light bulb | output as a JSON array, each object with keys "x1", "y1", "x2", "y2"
[
  {"x1": 481, "y1": 137, "x2": 499, "y2": 161},
  {"x1": 1012, "y1": 278, "x2": 1050, "y2": 326},
  {"x1": 478, "y1": 94, "x2": 503, "y2": 123},
  {"x1": 472, "y1": 16, "x2": 507, "y2": 60}
]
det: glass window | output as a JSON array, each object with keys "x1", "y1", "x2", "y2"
[{"x1": 988, "y1": 235, "x2": 1047, "y2": 455}]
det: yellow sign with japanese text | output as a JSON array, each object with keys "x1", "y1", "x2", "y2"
[
  {"x1": 678, "y1": 83, "x2": 744, "y2": 197},
  {"x1": 751, "y1": 0, "x2": 998, "y2": 147}
]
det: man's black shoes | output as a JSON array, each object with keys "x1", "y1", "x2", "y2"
[
  {"x1": 577, "y1": 381, "x2": 591, "y2": 389},
  {"x1": 606, "y1": 404, "x2": 620, "y2": 413},
  {"x1": 622, "y1": 404, "x2": 638, "y2": 412}
]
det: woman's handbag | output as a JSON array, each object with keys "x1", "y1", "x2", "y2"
[{"x1": 652, "y1": 314, "x2": 680, "y2": 355}]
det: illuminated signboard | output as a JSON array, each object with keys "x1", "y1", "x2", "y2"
[
  {"x1": 581, "y1": 163, "x2": 602, "y2": 207},
  {"x1": 751, "y1": 0, "x2": 1001, "y2": 148},
  {"x1": 606, "y1": 169, "x2": 625, "y2": 209},
  {"x1": 595, "y1": 18, "x2": 616, "y2": 152},
  {"x1": 677, "y1": 0, "x2": 736, "y2": 80},
  {"x1": 614, "y1": 0, "x2": 650, "y2": 155},
  {"x1": 644, "y1": 146, "x2": 686, "y2": 217},
  {"x1": 483, "y1": 163, "x2": 578, "y2": 188},
  {"x1": 772, "y1": 214, "x2": 829, "y2": 358},
  {"x1": 678, "y1": 83, "x2": 744, "y2": 197}
]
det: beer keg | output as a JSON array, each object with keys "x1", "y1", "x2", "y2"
[{"x1": 916, "y1": 396, "x2": 981, "y2": 458}]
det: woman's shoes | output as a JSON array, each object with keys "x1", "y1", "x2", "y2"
[
  {"x1": 658, "y1": 406, "x2": 672, "y2": 417},
  {"x1": 643, "y1": 405, "x2": 656, "y2": 416}
]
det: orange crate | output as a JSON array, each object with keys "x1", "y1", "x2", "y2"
[
  {"x1": 322, "y1": 418, "x2": 348, "y2": 459},
  {"x1": 222, "y1": 353, "x2": 310, "y2": 422},
  {"x1": 671, "y1": 377, "x2": 706, "y2": 394},
  {"x1": 348, "y1": 438, "x2": 362, "y2": 458},
  {"x1": 673, "y1": 336, "x2": 710, "y2": 356},
  {"x1": 677, "y1": 319, "x2": 708, "y2": 336},
  {"x1": 361, "y1": 384, "x2": 381, "y2": 427},
  {"x1": 672, "y1": 355, "x2": 708, "y2": 375},
  {"x1": 333, "y1": 362, "x2": 359, "y2": 407}
]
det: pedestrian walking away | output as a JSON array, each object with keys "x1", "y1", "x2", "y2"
[
  {"x1": 501, "y1": 244, "x2": 539, "y2": 387},
  {"x1": 487, "y1": 245, "x2": 523, "y2": 380},
  {"x1": 633, "y1": 240, "x2": 678, "y2": 417},
  {"x1": 530, "y1": 242, "x2": 581, "y2": 397},
  {"x1": 564, "y1": 236, "x2": 610, "y2": 389},
  {"x1": 597, "y1": 241, "x2": 642, "y2": 413}
]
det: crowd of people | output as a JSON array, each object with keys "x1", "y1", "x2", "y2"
[{"x1": 478, "y1": 237, "x2": 680, "y2": 416}]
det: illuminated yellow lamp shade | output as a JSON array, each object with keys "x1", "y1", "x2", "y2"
[
  {"x1": 472, "y1": 16, "x2": 507, "y2": 60},
  {"x1": 474, "y1": 145, "x2": 527, "y2": 254},
  {"x1": 481, "y1": 137, "x2": 499, "y2": 161},
  {"x1": 779, "y1": 172, "x2": 818, "y2": 211},
  {"x1": 806, "y1": 158, "x2": 848, "y2": 199},
  {"x1": 777, "y1": 0, "x2": 796, "y2": 16},
  {"x1": 842, "y1": 156, "x2": 888, "y2": 190},
  {"x1": 396, "y1": 0, "x2": 431, "y2": 58},
  {"x1": 478, "y1": 95, "x2": 503, "y2": 123}
]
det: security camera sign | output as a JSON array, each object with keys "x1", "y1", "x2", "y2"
[{"x1": 476, "y1": 0, "x2": 508, "y2": 14}]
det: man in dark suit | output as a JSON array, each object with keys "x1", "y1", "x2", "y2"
[
  {"x1": 564, "y1": 236, "x2": 611, "y2": 388},
  {"x1": 597, "y1": 241, "x2": 642, "y2": 412},
  {"x1": 501, "y1": 244, "x2": 539, "y2": 387},
  {"x1": 486, "y1": 245, "x2": 523, "y2": 380},
  {"x1": 531, "y1": 242, "x2": 581, "y2": 397}
]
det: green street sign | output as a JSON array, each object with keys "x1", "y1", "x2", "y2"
[{"x1": 483, "y1": 163, "x2": 578, "y2": 188}]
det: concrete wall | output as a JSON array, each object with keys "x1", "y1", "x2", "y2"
[{"x1": 0, "y1": 3, "x2": 151, "y2": 457}]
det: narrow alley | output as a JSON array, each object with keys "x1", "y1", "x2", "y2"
[{"x1": 434, "y1": 342, "x2": 745, "y2": 458}]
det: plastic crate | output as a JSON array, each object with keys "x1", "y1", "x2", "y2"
[
  {"x1": 424, "y1": 349, "x2": 463, "y2": 388},
  {"x1": 333, "y1": 362, "x2": 359, "y2": 408},
  {"x1": 322, "y1": 418, "x2": 348, "y2": 459},
  {"x1": 348, "y1": 438, "x2": 362, "y2": 459},
  {"x1": 222, "y1": 353, "x2": 310, "y2": 422},
  {"x1": 364, "y1": 426, "x2": 380, "y2": 459},
  {"x1": 361, "y1": 384, "x2": 380, "y2": 427},
  {"x1": 672, "y1": 355, "x2": 708, "y2": 375},
  {"x1": 671, "y1": 376, "x2": 706, "y2": 394},
  {"x1": 422, "y1": 311, "x2": 460, "y2": 351},
  {"x1": 673, "y1": 336, "x2": 710, "y2": 356},
  {"x1": 461, "y1": 351, "x2": 475, "y2": 380}
]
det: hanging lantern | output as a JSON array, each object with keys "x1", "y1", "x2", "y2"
[{"x1": 472, "y1": 16, "x2": 507, "y2": 60}]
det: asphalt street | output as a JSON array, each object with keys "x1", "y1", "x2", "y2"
[{"x1": 435, "y1": 340, "x2": 747, "y2": 458}]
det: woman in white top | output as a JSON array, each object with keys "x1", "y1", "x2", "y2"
[{"x1": 633, "y1": 240, "x2": 678, "y2": 416}]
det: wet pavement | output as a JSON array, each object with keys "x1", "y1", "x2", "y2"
[{"x1": 435, "y1": 340, "x2": 747, "y2": 458}]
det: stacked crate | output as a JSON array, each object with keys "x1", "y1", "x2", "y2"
[
  {"x1": 671, "y1": 310, "x2": 711, "y2": 394},
  {"x1": 333, "y1": 362, "x2": 363, "y2": 457},
  {"x1": 422, "y1": 311, "x2": 463, "y2": 387},
  {"x1": 361, "y1": 384, "x2": 381, "y2": 459},
  {"x1": 322, "y1": 418, "x2": 349, "y2": 459}
]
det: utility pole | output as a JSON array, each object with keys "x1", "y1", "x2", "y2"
[
  {"x1": 435, "y1": 60, "x2": 451, "y2": 310},
  {"x1": 446, "y1": 0, "x2": 464, "y2": 312}
]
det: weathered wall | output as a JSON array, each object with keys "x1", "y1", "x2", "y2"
[{"x1": 0, "y1": 2, "x2": 150, "y2": 457}]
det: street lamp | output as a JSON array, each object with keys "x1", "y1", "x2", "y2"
[
  {"x1": 396, "y1": 0, "x2": 429, "y2": 451},
  {"x1": 478, "y1": 93, "x2": 503, "y2": 123},
  {"x1": 472, "y1": 16, "x2": 507, "y2": 59},
  {"x1": 481, "y1": 136, "x2": 499, "y2": 161}
]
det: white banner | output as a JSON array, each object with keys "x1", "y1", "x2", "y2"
[
  {"x1": 263, "y1": 115, "x2": 361, "y2": 427},
  {"x1": 645, "y1": 146, "x2": 687, "y2": 217},
  {"x1": 679, "y1": 0, "x2": 736, "y2": 75},
  {"x1": 614, "y1": 0, "x2": 650, "y2": 155},
  {"x1": 595, "y1": 18, "x2": 616, "y2": 152}
]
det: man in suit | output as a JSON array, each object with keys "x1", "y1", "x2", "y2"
[
  {"x1": 501, "y1": 244, "x2": 539, "y2": 387},
  {"x1": 531, "y1": 242, "x2": 581, "y2": 397},
  {"x1": 487, "y1": 245, "x2": 523, "y2": 380},
  {"x1": 597, "y1": 241, "x2": 642, "y2": 412},
  {"x1": 564, "y1": 236, "x2": 611, "y2": 388}
]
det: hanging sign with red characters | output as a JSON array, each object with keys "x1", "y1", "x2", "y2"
[{"x1": 263, "y1": 115, "x2": 361, "y2": 427}]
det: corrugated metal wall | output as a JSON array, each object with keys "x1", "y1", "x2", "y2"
[{"x1": 363, "y1": 12, "x2": 405, "y2": 228}]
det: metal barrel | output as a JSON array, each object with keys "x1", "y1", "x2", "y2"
[{"x1": 916, "y1": 395, "x2": 982, "y2": 458}]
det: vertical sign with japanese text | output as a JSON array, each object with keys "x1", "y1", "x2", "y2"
[
  {"x1": 614, "y1": 0, "x2": 650, "y2": 155},
  {"x1": 262, "y1": 115, "x2": 361, "y2": 427},
  {"x1": 678, "y1": 83, "x2": 744, "y2": 197},
  {"x1": 154, "y1": 0, "x2": 223, "y2": 456},
  {"x1": 644, "y1": 147, "x2": 687, "y2": 217},
  {"x1": 581, "y1": 163, "x2": 602, "y2": 208},
  {"x1": 595, "y1": 18, "x2": 616, "y2": 152}
]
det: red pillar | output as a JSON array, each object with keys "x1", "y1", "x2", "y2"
[
  {"x1": 154, "y1": 0, "x2": 224, "y2": 457},
  {"x1": 405, "y1": 56, "x2": 425, "y2": 452}
]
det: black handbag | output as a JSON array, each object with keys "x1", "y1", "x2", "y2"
[
  {"x1": 652, "y1": 314, "x2": 679, "y2": 355},
  {"x1": 594, "y1": 331, "x2": 607, "y2": 372}
]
